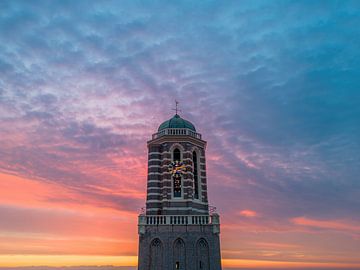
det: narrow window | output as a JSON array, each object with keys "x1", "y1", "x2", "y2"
[
  {"x1": 173, "y1": 148, "x2": 182, "y2": 197},
  {"x1": 173, "y1": 148, "x2": 180, "y2": 161},
  {"x1": 176, "y1": 261, "x2": 180, "y2": 269},
  {"x1": 193, "y1": 151, "x2": 199, "y2": 199},
  {"x1": 200, "y1": 261, "x2": 203, "y2": 269},
  {"x1": 174, "y1": 175, "x2": 181, "y2": 197}
]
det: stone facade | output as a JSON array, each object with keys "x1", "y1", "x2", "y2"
[
  {"x1": 146, "y1": 138, "x2": 208, "y2": 216},
  {"x1": 138, "y1": 224, "x2": 221, "y2": 270},
  {"x1": 138, "y1": 115, "x2": 222, "y2": 270}
]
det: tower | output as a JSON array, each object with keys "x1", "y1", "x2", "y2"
[{"x1": 138, "y1": 112, "x2": 222, "y2": 270}]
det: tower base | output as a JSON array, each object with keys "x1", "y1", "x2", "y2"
[{"x1": 138, "y1": 224, "x2": 222, "y2": 270}]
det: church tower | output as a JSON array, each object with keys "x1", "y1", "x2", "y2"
[{"x1": 138, "y1": 109, "x2": 222, "y2": 270}]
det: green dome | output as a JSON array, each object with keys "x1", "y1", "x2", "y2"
[{"x1": 158, "y1": 114, "x2": 196, "y2": 132}]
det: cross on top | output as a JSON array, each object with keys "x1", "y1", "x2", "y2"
[{"x1": 172, "y1": 100, "x2": 181, "y2": 115}]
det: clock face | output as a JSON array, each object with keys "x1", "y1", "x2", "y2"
[{"x1": 168, "y1": 160, "x2": 187, "y2": 177}]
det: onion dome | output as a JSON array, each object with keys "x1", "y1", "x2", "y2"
[{"x1": 158, "y1": 114, "x2": 196, "y2": 132}]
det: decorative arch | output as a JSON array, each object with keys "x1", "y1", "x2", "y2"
[
  {"x1": 150, "y1": 238, "x2": 163, "y2": 270},
  {"x1": 190, "y1": 146, "x2": 201, "y2": 155},
  {"x1": 170, "y1": 143, "x2": 185, "y2": 161},
  {"x1": 196, "y1": 238, "x2": 209, "y2": 270},
  {"x1": 173, "y1": 238, "x2": 186, "y2": 270}
]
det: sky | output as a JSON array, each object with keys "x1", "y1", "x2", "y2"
[{"x1": 0, "y1": 0, "x2": 360, "y2": 269}]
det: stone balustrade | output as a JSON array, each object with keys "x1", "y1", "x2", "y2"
[
  {"x1": 152, "y1": 128, "x2": 202, "y2": 140},
  {"x1": 138, "y1": 214, "x2": 219, "y2": 226},
  {"x1": 138, "y1": 213, "x2": 220, "y2": 235}
]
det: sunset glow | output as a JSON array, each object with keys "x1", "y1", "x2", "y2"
[
  {"x1": 0, "y1": 0, "x2": 359, "y2": 269},
  {"x1": 0, "y1": 255, "x2": 137, "y2": 267}
]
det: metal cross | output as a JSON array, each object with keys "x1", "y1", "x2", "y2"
[{"x1": 172, "y1": 100, "x2": 181, "y2": 115}]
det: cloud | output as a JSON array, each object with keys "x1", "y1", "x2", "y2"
[
  {"x1": 0, "y1": 268, "x2": 136, "y2": 270},
  {"x1": 0, "y1": 0, "x2": 359, "y2": 265},
  {"x1": 292, "y1": 217, "x2": 360, "y2": 234},
  {"x1": 239, "y1": 210, "x2": 258, "y2": 218}
]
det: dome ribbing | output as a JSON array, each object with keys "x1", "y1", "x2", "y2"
[{"x1": 158, "y1": 114, "x2": 196, "y2": 132}]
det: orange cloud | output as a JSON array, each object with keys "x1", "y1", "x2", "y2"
[
  {"x1": 0, "y1": 172, "x2": 139, "y2": 257},
  {"x1": 0, "y1": 255, "x2": 137, "y2": 267},
  {"x1": 292, "y1": 217, "x2": 360, "y2": 233},
  {"x1": 223, "y1": 258, "x2": 360, "y2": 269},
  {"x1": 252, "y1": 241, "x2": 300, "y2": 249},
  {"x1": 0, "y1": 172, "x2": 74, "y2": 208},
  {"x1": 0, "y1": 172, "x2": 139, "y2": 216},
  {"x1": 239, "y1": 210, "x2": 258, "y2": 217}
]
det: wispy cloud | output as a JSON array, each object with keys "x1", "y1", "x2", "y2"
[
  {"x1": 0, "y1": 0, "x2": 359, "y2": 267},
  {"x1": 239, "y1": 210, "x2": 259, "y2": 218},
  {"x1": 292, "y1": 217, "x2": 360, "y2": 234}
]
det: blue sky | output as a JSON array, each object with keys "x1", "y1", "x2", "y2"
[{"x1": 0, "y1": 0, "x2": 359, "y2": 268}]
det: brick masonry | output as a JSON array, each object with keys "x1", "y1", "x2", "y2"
[
  {"x1": 138, "y1": 225, "x2": 222, "y2": 270},
  {"x1": 138, "y1": 126, "x2": 222, "y2": 270}
]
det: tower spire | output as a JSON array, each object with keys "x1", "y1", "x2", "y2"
[{"x1": 172, "y1": 100, "x2": 182, "y2": 115}]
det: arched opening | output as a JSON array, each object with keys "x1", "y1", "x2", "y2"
[
  {"x1": 193, "y1": 151, "x2": 199, "y2": 199},
  {"x1": 173, "y1": 148, "x2": 181, "y2": 161},
  {"x1": 196, "y1": 238, "x2": 209, "y2": 270},
  {"x1": 173, "y1": 238, "x2": 186, "y2": 270},
  {"x1": 173, "y1": 175, "x2": 182, "y2": 198},
  {"x1": 150, "y1": 238, "x2": 163, "y2": 270},
  {"x1": 173, "y1": 148, "x2": 182, "y2": 198}
]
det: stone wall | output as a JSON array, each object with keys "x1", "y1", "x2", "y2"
[
  {"x1": 138, "y1": 225, "x2": 222, "y2": 270},
  {"x1": 146, "y1": 139, "x2": 209, "y2": 216}
]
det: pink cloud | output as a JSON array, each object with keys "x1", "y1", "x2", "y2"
[
  {"x1": 239, "y1": 210, "x2": 259, "y2": 218},
  {"x1": 0, "y1": 172, "x2": 140, "y2": 256},
  {"x1": 292, "y1": 216, "x2": 360, "y2": 233}
]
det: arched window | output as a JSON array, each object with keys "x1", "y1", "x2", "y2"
[
  {"x1": 196, "y1": 239, "x2": 209, "y2": 270},
  {"x1": 173, "y1": 148, "x2": 182, "y2": 198},
  {"x1": 150, "y1": 238, "x2": 163, "y2": 270},
  {"x1": 193, "y1": 151, "x2": 199, "y2": 199},
  {"x1": 173, "y1": 148, "x2": 181, "y2": 161},
  {"x1": 173, "y1": 238, "x2": 185, "y2": 270}
]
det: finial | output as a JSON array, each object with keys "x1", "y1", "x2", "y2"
[{"x1": 172, "y1": 100, "x2": 182, "y2": 115}]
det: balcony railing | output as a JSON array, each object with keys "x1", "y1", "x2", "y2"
[
  {"x1": 138, "y1": 214, "x2": 219, "y2": 226},
  {"x1": 152, "y1": 128, "x2": 202, "y2": 140},
  {"x1": 138, "y1": 213, "x2": 221, "y2": 235}
]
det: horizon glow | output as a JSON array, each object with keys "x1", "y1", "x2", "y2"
[{"x1": 0, "y1": 0, "x2": 359, "y2": 268}]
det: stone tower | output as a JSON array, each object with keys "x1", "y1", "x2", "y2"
[{"x1": 138, "y1": 113, "x2": 222, "y2": 270}]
